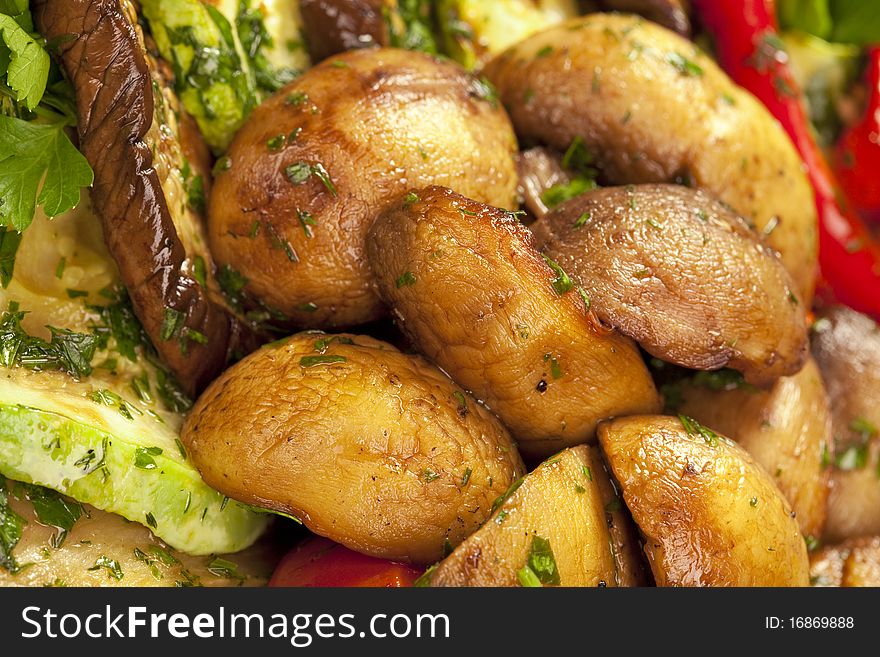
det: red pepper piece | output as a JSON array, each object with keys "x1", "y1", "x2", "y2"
[
  {"x1": 269, "y1": 536, "x2": 422, "y2": 587},
  {"x1": 692, "y1": 0, "x2": 880, "y2": 318},
  {"x1": 834, "y1": 46, "x2": 880, "y2": 224}
]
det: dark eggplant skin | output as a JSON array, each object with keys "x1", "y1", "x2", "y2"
[{"x1": 34, "y1": 0, "x2": 245, "y2": 396}]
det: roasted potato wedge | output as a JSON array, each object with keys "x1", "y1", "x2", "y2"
[
  {"x1": 0, "y1": 480, "x2": 281, "y2": 587},
  {"x1": 533, "y1": 184, "x2": 808, "y2": 384},
  {"x1": 674, "y1": 359, "x2": 832, "y2": 539},
  {"x1": 366, "y1": 186, "x2": 661, "y2": 460},
  {"x1": 209, "y1": 47, "x2": 519, "y2": 328},
  {"x1": 811, "y1": 307, "x2": 880, "y2": 543},
  {"x1": 182, "y1": 332, "x2": 525, "y2": 564},
  {"x1": 598, "y1": 415, "x2": 810, "y2": 586},
  {"x1": 484, "y1": 14, "x2": 818, "y2": 303},
  {"x1": 810, "y1": 537, "x2": 880, "y2": 587},
  {"x1": 427, "y1": 446, "x2": 646, "y2": 587}
]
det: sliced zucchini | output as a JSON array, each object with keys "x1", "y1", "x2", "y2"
[{"x1": 0, "y1": 369, "x2": 268, "y2": 555}]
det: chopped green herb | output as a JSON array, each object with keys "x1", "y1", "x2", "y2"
[
  {"x1": 133, "y1": 446, "x2": 163, "y2": 470},
  {"x1": 582, "y1": 465, "x2": 592, "y2": 481},
  {"x1": 403, "y1": 191, "x2": 420, "y2": 207},
  {"x1": 286, "y1": 91, "x2": 308, "y2": 106},
  {"x1": 267, "y1": 134, "x2": 286, "y2": 151},
  {"x1": 524, "y1": 535, "x2": 560, "y2": 585},
  {"x1": 14, "y1": 483, "x2": 81, "y2": 549},
  {"x1": 55, "y1": 256, "x2": 66, "y2": 280},
  {"x1": 573, "y1": 211, "x2": 591, "y2": 229},
  {"x1": 517, "y1": 565, "x2": 542, "y2": 587},
  {"x1": 207, "y1": 556, "x2": 243, "y2": 582},
  {"x1": 191, "y1": 255, "x2": 207, "y2": 288},
  {"x1": 667, "y1": 52, "x2": 704, "y2": 77},
  {"x1": 541, "y1": 177, "x2": 597, "y2": 208},
  {"x1": 89, "y1": 555, "x2": 124, "y2": 580},
  {"x1": 212, "y1": 156, "x2": 232, "y2": 176},
  {"x1": 679, "y1": 414, "x2": 720, "y2": 447},
  {"x1": 0, "y1": 479, "x2": 25, "y2": 573},
  {"x1": 295, "y1": 302, "x2": 319, "y2": 313},
  {"x1": 297, "y1": 209, "x2": 316, "y2": 238},
  {"x1": 536, "y1": 45, "x2": 553, "y2": 58},
  {"x1": 750, "y1": 496, "x2": 758, "y2": 507},
  {"x1": 396, "y1": 271, "x2": 417, "y2": 288},
  {"x1": 835, "y1": 443, "x2": 868, "y2": 470},
  {"x1": 160, "y1": 307, "x2": 185, "y2": 341},
  {"x1": 453, "y1": 390, "x2": 468, "y2": 413},
  {"x1": 461, "y1": 467, "x2": 472, "y2": 486},
  {"x1": 422, "y1": 468, "x2": 440, "y2": 483},
  {"x1": 577, "y1": 287, "x2": 591, "y2": 311},
  {"x1": 541, "y1": 255, "x2": 573, "y2": 295},
  {"x1": 144, "y1": 512, "x2": 157, "y2": 529},
  {"x1": 543, "y1": 353, "x2": 563, "y2": 379}
]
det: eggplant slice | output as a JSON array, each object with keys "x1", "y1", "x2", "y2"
[{"x1": 34, "y1": 0, "x2": 248, "y2": 396}]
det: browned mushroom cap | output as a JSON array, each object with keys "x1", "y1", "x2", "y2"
[
  {"x1": 34, "y1": 0, "x2": 245, "y2": 396},
  {"x1": 811, "y1": 307, "x2": 880, "y2": 543},
  {"x1": 299, "y1": 0, "x2": 386, "y2": 61},
  {"x1": 532, "y1": 184, "x2": 808, "y2": 386},
  {"x1": 674, "y1": 358, "x2": 832, "y2": 539},
  {"x1": 598, "y1": 415, "x2": 810, "y2": 587},
  {"x1": 366, "y1": 186, "x2": 660, "y2": 460},
  {"x1": 599, "y1": 0, "x2": 691, "y2": 36},
  {"x1": 427, "y1": 446, "x2": 647, "y2": 587},
  {"x1": 209, "y1": 48, "x2": 518, "y2": 329},
  {"x1": 483, "y1": 14, "x2": 818, "y2": 304}
]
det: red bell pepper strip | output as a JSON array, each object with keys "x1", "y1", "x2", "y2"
[
  {"x1": 269, "y1": 537, "x2": 421, "y2": 587},
  {"x1": 834, "y1": 46, "x2": 880, "y2": 225},
  {"x1": 692, "y1": 0, "x2": 880, "y2": 319}
]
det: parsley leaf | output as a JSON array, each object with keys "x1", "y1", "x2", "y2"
[
  {"x1": 0, "y1": 116, "x2": 93, "y2": 230},
  {"x1": 0, "y1": 13, "x2": 49, "y2": 110}
]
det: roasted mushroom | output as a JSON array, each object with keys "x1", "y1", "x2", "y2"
[
  {"x1": 34, "y1": 0, "x2": 248, "y2": 397},
  {"x1": 427, "y1": 446, "x2": 647, "y2": 587},
  {"x1": 367, "y1": 186, "x2": 661, "y2": 460},
  {"x1": 484, "y1": 13, "x2": 818, "y2": 303},
  {"x1": 532, "y1": 184, "x2": 809, "y2": 385},
  {"x1": 811, "y1": 307, "x2": 880, "y2": 543},
  {"x1": 674, "y1": 358, "x2": 832, "y2": 539},
  {"x1": 598, "y1": 415, "x2": 811, "y2": 586},
  {"x1": 182, "y1": 332, "x2": 525, "y2": 564},
  {"x1": 209, "y1": 47, "x2": 519, "y2": 329}
]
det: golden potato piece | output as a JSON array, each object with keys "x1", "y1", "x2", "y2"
[
  {"x1": 484, "y1": 14, "x2": 818, "y2": 303},
  {"x1": 810, "y1": 537, "x2": 880, "y2": 587},
  {"x1": 533, "y1": 184, "x2": 808, "y2": 385},
  {"x1": 675, "y1": 358, "x2": 831, "y2": 539},
  {"x1": 182, "y1": 332, "x2": 525, "y2": 564},
  {"x1": 427, "y1": 446, "x2": 646, "y2": 587},
  {"x1": 209, "y1": 47, "x2": 518, "y2": 328},
  {"x1": 811, "y1": 307, "x2": 880, "y2": 543},
  {"x1": 366, "y1": 186, "x2": 660, "y2": 460},
  {"x1": 0, "y1": 481, "x2": 280, "y2": 587},
  {"x1": 598, "y1": 415, "x2": 810, "y2": 586}
]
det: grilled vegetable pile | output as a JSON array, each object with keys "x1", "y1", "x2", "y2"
[{"x1": 1, "y1": 0, "x2": 878, "y2": 587}]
